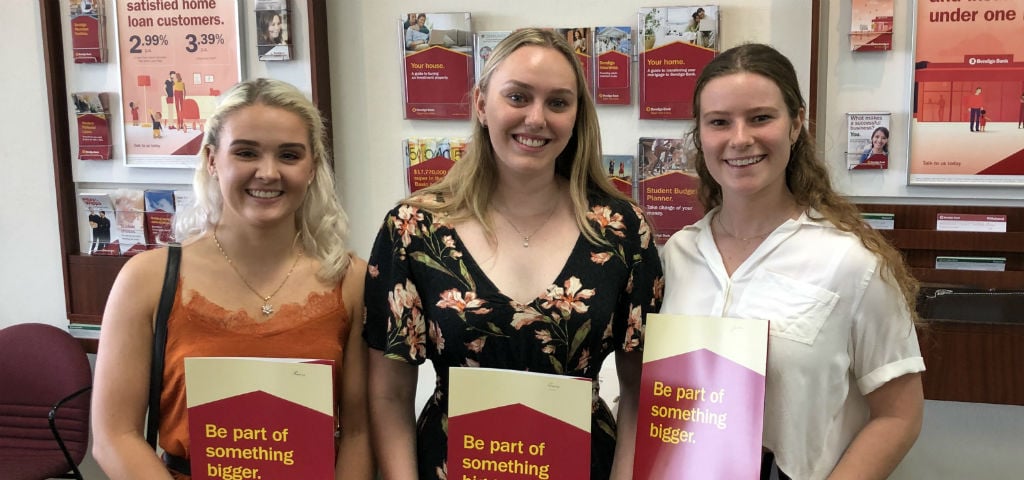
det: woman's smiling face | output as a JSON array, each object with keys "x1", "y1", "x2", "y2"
[{"x1": 697, "y1": 72, "x2": 802, "y2": 200}]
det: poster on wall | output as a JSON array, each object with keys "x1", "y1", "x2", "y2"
[
  {"x1": 115, "y1": 1, "x2": 242, "y2": 168},
  {"x1": 909, "y1": 0, "x2": 1024, "y2": 186}
]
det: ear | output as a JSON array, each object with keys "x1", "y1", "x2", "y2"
[
  {"x1": 791, "y1": 107, "x2": 806, "y2": 144},
  {"x1": 473, "y1": 86, "x2": 487, "y2": 127},
  {"x1": 205, "y1": 145, "x2": 217, "y2": 176}
]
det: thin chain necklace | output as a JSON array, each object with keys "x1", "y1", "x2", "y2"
[
  {"x1": 715, "y1": 209, "x2": 795, "y2": 242},
  {"x1": 494, "y1": 205, "x2": 558, "y2": 248},
  {"x1": 212, "y1": 225, "x2": 303, "y2": 316}
]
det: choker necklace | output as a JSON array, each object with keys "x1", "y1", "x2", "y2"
[
  {"x1": 213, "y1": 225, "x2": 303, "y2": 316},
  {"x1": 715, "y1": 210, "x2": 794, "y2": 242},
  {"x1": 494, "y1": 205, "x2": 557, "y2": 248}
]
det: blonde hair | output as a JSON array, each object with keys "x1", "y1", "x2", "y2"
[
  {"x1": 405, "y1": 28, "x2": 631, "y2": 245},
  {"x1": 174, "y1": 78, "x2": 351, "y2": 282},
  {"x1": 689, "y1": 44, "x2": 919, "y2": 321}
]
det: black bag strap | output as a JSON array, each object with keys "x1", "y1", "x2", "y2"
[{"x1": 147, "y1": 244, "x2": 181, "y2": 449}]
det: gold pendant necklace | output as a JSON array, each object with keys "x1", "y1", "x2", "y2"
[
  {"x1": 213, "y1": 225, "x2": 303, "y2": 316},
  {"x1": 494, "y1": 205, "x2": 557, "y2": 248}
]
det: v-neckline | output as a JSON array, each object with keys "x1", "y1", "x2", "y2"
[{"x1": 450, "y1": 227, "x2": 586, "y2": 306}]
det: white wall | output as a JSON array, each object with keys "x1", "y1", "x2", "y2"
[{"x1": 4, "y1": 1, "x2": 1023, "y2": 478}]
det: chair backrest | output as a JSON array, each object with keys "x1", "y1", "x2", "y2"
[{"x1": 0, "y1": 323, "x2": 92, "y2": 479}]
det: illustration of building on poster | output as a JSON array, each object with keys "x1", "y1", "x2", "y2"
[
  {"x1": 72, "y1": 91, "x2": 114, "y2": 160},
  {"x1": 910, "y1": 1, "x2": 1024, "y2": 186},
  {"x1": 115, "y1": 0, "x2": 240, "y2": 167},
  {"x1": 850, "y1": 0, "x2": 893, "y2": 52},
  {"x1": 633, "y1": 314, "x2": 768, "y2": 479},
  {"x1": 185, "y1": 357, "x2": 336, "y2": 480},
  {"x1": 604, "y1": 154, "x2": 636, "y2": 199},
  {"x1": 847, "y1": 112, "x2": 891, "y2": 170},
  {"x1": 638, "y1": 6, "x2": 719, "y2": 119},
  {"x1": 70, "y1": 0, "x2": 108, "y2": 63},
  {"x1": 255, "y1": 0, "x2": 292, "y2": 61},
  {"x1": 401, "y1": 12, "x2": 473, "y2": 119},
  {"x1": 637, "y1": 137, "x2": 703, "y2": 244},
  {"x1": 594, "y1": 26, "x2": 632, "y2": 105},
  {"x1": 79, "y1": 193, "x2": 119, "y2": 256},
  {"x1": 405, "y1": 137, "x2": 466, "y2": 193},
  {"x1": 473, "y1": 31, "x2": 512, "y2": 83},
  {"x1": 556, "y1": 28, "x2": 594, "y2": 95},
  {"x1": 447, "y1": 368, "x2": 592, "y2": 480}
]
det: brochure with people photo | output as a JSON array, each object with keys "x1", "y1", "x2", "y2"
[
  {"x1": 255, "y1": 0, "x2": 292, "y2": 61},
  {"x1": 401, "y1": 12, "x2": 474, "y2": 119},
  {"x1": 847, "y1": 112, "x2": 891, "y2": 170},
  {"x1": 638, "y1": 6, "x2": 719, "y2": 119}
]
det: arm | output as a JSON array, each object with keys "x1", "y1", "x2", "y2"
[
  {"x1": 610, "y1": 349, "x2": 643, "y2": 479},
  {"x1": 827, "y1": 373, "x2": 923, "y2": 480},
  {"x1": 91, "y1": 249, "x2": 174, "y2": 479},
  {"x1": 336, "y1": 257, "x2": 375, "y2": 480},
  {"x1": 367, "y1": 348, "x2": 419, "y2": 479}
]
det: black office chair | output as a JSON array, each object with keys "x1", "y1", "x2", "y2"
[{"x1": 0, "y1": 323, "x2": 93, "y2": 480}]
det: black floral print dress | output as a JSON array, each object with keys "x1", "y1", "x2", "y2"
[{"x1": 364, "y1": 193, "x2": 664, "y2": 480}]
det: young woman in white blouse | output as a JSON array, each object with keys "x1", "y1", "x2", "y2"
[{"x1": 659, "y1": 43, "x2": 924, "y2": 480}]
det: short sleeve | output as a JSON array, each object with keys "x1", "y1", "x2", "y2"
[
  {"x1": 363, "y1": 205, "x2": 429, "y2": 365},
  {"x1": 851, "y1": 266, "x2": 925, "y2": 394},
  {"x1": 614, "y1": 202, "x2": 665, "y2": 353}
]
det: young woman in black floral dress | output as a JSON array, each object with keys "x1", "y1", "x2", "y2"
[{"x1": 364, "y1": 28, "x2": 664, "y2": 480}]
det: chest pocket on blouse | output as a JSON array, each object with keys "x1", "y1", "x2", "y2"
[{"x1": 734, "y1": 269, "x2": 839, "y2": 345}]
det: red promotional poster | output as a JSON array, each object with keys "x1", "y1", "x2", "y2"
[
  {"x1": 447, "y1": 368, "x2": 591, "y2": 480},
  {"x1": 405, "y1": 137, "x2": 466, "y2": 193},
  {"x1": 557, "y1": 28, "x2": 594, "y2": 95},
  {"x1": 185, "y1": 357, "x2": 336, "y2": 480},
  {"x1": 115, "y1": 0, "x2": 241, "y2": 167},
  {"x1": 594, "y1": 27, "x2": 632, "y2": 105},
  {"x1": 638, "y1": 6, "x2": 719, "y2": 119},
  {"x1": 633, "y1": 314, "x2": 769, "y2": 479},
  {"x1": 72, "y1": 92, "x2": 113, "y2": 160},
  {"x1": 637, "y1": 138, "x2": 703, "y2": 244},
  {"x1": 850, "y1": 0, "x2": 893, "y2": 52},
  {"x1": 70, "y1": 0, "x2": 107, "y2": 63},
  {"x1": 401, "y1": 12, "x2": 473, "y2": 120},
  {"x1": 910, "y1": 0, "x2": 1024, "y2": 185}
]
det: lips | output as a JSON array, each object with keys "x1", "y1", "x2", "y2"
[{"x1": 724, "y1": 155, "x2": 765, "y2": 167}]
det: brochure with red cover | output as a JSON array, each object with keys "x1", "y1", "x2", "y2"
[
  {"x1": 556, "y1": 28, "x2": 595, "y2": 96},
  {"x1": 594, "y1": 26, "x2": 633, "y2": 105},
  {"x1": 79, "y1": 192, "x2": 120, "y2": 256},
  {"x1": 185, "y1": 357, "x2": 336, "y2": 480},
  {"x1": 637, "y1": 138, "x2": 703, "y2": 244},
  {"x1": 638, "y1": 6, "x2": 719, "y2": 119},
  {"x1": 69, "y1": 0, "x2": 107, "y2": 63},
  {"x1": 401, "y1": 12, "x2": 473, "y2": 119},
  {"x1": 633, "y1": 314, "x2": 768, "y2": 479},
  {"x1": 603, "y1": 154, "x2": 636, "y2": 199},
  {"x1": 143, "y1": 189, "x2": 176, "y2": 249},
  {"x1": 72, "y1": 92, "x2": 113, "y2": 160},
  {"x1": 447, "y1": 368, "x2": 591, "y2": 480},
  {"x1": 405, "y1": 137, "x2": 466, "y2": 194}
]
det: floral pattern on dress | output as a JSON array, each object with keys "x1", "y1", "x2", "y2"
[{"x1": 365, "y1": 193, "x2": 664, "y2": 480}]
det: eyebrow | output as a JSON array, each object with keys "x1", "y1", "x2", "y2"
[
  {"x1": 229, "y1": 139, "x2": 308, "y2": 150},
  {"x1": 501, "y1": 80, "x2": 575, "y2": 97}
]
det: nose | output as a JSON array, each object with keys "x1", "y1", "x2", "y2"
[
  {"x1": 524, "y1": 102, "x2": 546, "y2": 130},
  {"x1": 255, "y1": 154, "x2": 281, "y2": 181},
  {"x1": 728, "y1": 122, "x2": 753, "y2": 149}
]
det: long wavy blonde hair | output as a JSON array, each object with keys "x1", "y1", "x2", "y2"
[
  {"x1": 405, "y1": 28, "x2": 631, "y2": 246},
  {"x1": 689, "y1": 44, "x2": 919, "y2": 321}
]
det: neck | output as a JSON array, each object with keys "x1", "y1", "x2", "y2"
[
  {"x1": 211, "y1": 221, "x2": 301, "y2": 264},
  {"x1": 717, "y1": 194, "x2": 800, "y2": 239},
  {"x1": 492, "y1": 175, "x2": 564, "y2": 216}
]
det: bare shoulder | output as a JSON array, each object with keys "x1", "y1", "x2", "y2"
[
  {"x1": 342, "y1": 254, "x2": 367, "y2": 317},
  {"x1": 115, "y1": 247, "x2": 174, "y2": 296}
]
